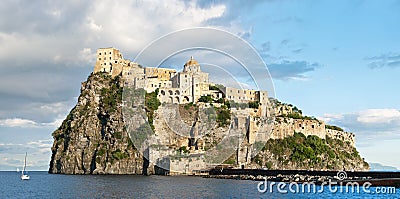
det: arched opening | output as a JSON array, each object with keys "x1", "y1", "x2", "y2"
[
  {"x1": 174, "y1": 96, "x2": 180, "y2": 104},
  {"x1": 183, "y1": 96, "x2": 189, "y2": 103},
  {"x1": 161, "y1": 90, "x2": 165, "y2": 95},
  {"x1": 175, "y1": 90, "x2": 180, "y2": 95},
  {"x1": 168, "y1": 97, "x2": 173, "y2": 103},
  {"x1": 168, "y1": 90, "x2": 173, "y2": 95}
]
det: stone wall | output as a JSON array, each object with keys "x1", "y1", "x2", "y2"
[
  {"x1": 326, "y1": 129, "x2": 355, "y2": 147},
  {"x1": 270, "y1": 117, "x2": 355, "y2": 146}
]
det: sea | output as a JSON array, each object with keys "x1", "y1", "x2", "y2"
[{"x1": 0, "y1": 171, "x2": 398, "y2": 198}]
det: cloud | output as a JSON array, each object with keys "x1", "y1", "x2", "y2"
[
  {"x1": 319, "y1": 109, "x2": 400, "y2": 144},
  {"x1": 365, "y1": 53, "x2": 400, "y2": 68},
  {"x1": 0, "y1": 139, "x2": 53, "y2": 170},
  {"x1": 0, "y1": 1, "x2": 244, "y2": 124},
  {"x1": 357, "y1": 109, "x2": 400, "y2": 124},
  {"x1": 0, "y1": 118, "x2": 62, "y2": 128},
  {"x1": 0, "y1": 118, "x2": 37, "y2": 128},
  {"x1": 267, "y1": 60, "x2": 320, "y2": 80}
]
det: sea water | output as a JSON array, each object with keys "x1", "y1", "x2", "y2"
[{"x1": 0, "y1": 171, "x2": 398, "y2": 198}]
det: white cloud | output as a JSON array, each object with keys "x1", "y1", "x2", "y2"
[
  {"x1": 320, "y1": 109, "x2": 400, "y2": 143},
  {"x1": 356, "y1": 109, "x2": 400, "y2": 124},
  {"x1": 0, "y1": 118, "x2": 37, "y2": 128},
  {"x1": 0, "y1": 118, "x2": 62, "y2": 128}
]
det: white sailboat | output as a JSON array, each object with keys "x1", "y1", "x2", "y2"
[{"x1": 20, "y1": 152, "x2": 30, "y2": 180}]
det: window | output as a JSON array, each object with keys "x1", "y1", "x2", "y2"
[
  {"x1": 99, "y1": 53, "x2": 101, "y2": 55},
  {"x1": 109, "y1": 57, "x2": 111, "y2": 60},
  {"x1": 115, "y1": 61, "x2": 117, "y2": 63},
  {"x1": 99, "y1": 58, "x2": 101, "y2": 60},
  {"x1": 109, "y1": 52, "x2": 111, "y2": 54}
]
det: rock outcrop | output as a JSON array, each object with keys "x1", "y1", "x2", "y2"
[
  {"x1": 49, "y1": 73, "x2": 143, "y2": 174},
  {"x1": 49, "y1": 72, "x2": 369, "y2": 174}
]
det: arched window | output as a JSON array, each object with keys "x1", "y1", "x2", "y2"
[{"x1": 175, "y1": 96, "x2": 180, "y2": 103}]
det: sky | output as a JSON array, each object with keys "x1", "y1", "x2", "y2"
[{"x1": 0, "y1": 0, "x2": 399, "y2": 170}]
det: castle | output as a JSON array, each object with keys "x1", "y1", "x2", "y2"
[
  {"x1": 93, "y1": 47, "x2": 356, "y2": 174},
  {"x1": 93, "y1": 47, "x2": 269, "y2": 114}
]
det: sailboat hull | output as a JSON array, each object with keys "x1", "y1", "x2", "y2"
[{"x1": 21, "y1": 174, "x2": 30, "y2": 180}]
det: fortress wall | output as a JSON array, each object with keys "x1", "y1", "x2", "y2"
[
  {"x1": 271, "y1": 118, "x2": 326, "y2": 139},
  {"x1": 326, "y1": 129, "x2": 355, "y2": 147},
  {"x1": 144, "y1": 67, "x2": 177, "y2": 81}
]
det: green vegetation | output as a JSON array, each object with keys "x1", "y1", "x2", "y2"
[
  {"x1": 265, "y1": 161, "x2": 273, "y2": 169},
  {"x1": 223, "y1": 154, "x2": 236, "y2": 165},
  {"x1": 97, "y1": 148, "x2": 106, "y2": 156},
  {"x1": 326, "y1": 124, "x2": 344, "y2": 131},
  {"x1": 227, "y1": 101, "x2": 248, "y2": 109},
  {"x1": 114, "y1": 131, "x2": 122, "y2": 139},
  {"x1": 178, "y1": 146, "x2": 190, "y2": 154},
  {"x1": 278, "y1": 112, "x2": 317, "y2": 120},
  {"x1": 112, "y1": 149, "x2": 129, "y2": 160},
  {"x1": 198, "y1": 95, "x2": 213, "y2": 103},
  {"x1": 184, "y1": 102, "x2": 196, "y2": 110},
  {"x1": 99, "y1": 75, "x2": 122, "y2": 113},
  {"x1": 215, "y1": 98, "x2": 224, "y2": 104},
  {"x1": 145, "y1": 88, "x2": 161, "y2": 131},
  {"x1": 292, "y1": 106, "x2": 302, "y2": 114},
  {"x1": 214, "y1": 106, "x2": 231, "y2": 127},
  {"x1": 248, "y1": 101, "x2": 260, "y2": 109},
  {"x1": 255, "y1": 132, "x2": 366, "y2": 169},
  {"x1": 209, "y1": 85, "x2": 221, "y2": 91}
]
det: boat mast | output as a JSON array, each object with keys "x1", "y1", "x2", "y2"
[{"x1": 22, "y1": 152, "x2": 27, "y2": 174}]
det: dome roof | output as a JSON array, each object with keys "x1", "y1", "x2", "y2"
[{"x1": 184, "y1": 56, "x2": 199, "y2": 66}]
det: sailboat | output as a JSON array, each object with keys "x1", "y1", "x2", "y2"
[{"x1": 20, "y1": 152, "x2": 30, "y2": 180}]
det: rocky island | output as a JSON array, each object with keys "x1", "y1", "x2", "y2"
[{"x1": 49, "y1": 47, "x2": 369, "y2": 175}]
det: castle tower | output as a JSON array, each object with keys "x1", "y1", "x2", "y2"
[{"x1": 183, "y1": 56, "x2": 201, "y2": 73}]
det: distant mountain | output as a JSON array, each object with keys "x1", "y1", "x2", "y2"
[{"x1": 369, "y1": 163, "x2": 399, "y2": 171}]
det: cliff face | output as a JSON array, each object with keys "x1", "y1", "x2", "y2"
[
  {"x1": 49, "y1": 72, "x2": 368, "y2": 174},
  {"x1": 49, "y1": 73, "x2": 143, "y2": 174}
]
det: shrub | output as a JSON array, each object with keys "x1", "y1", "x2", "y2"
[
  {"x1": 215, "y1": 107, "x2": 230, "y2": 127},
  {"x1": 198, "y1": 95, "x2": 213, "y2": 103},
  {"x1": 326, "y1": 124, "x2": 344, "y2": 131},
  {"x1": 248, "y1": 101, "x2": 260, "y2": 109},
  {"x1": 112, "y1": 149, "x2": 128, "y2": 160}
]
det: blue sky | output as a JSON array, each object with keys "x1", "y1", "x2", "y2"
[{"x1": 0, "y1": 0, "x2": 399, "y2": 170}]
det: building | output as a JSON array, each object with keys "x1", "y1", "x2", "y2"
[{"x1": 93, "y1": 47, "x2": 268, "y2": 108}]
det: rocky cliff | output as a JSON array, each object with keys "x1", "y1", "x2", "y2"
[
  {"x1": 49, "y1": 73, "x2": 143, "y2": 174},
  {"x1": 49, "y1": 73, "x2": 369, "y2": 174}
]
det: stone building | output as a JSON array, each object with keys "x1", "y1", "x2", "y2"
[
  {"x1": 93, "y1": 47, "x2": 269, "y2": 108},
  {"x1": 93, "y1": 47, "x2": 137, "y2": 78}
]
